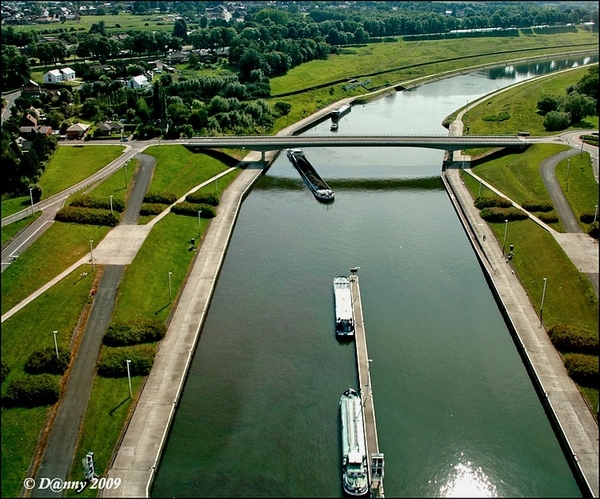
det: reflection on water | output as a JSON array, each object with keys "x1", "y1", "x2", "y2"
[
  {"x1": 487, "y1": 55, "x2": 598, "y2": 80},
  {"x1": 437, "y1": 457, "x2": 497, "y2": 498}
]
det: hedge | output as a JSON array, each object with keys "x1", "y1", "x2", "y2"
[
  {"x1": 479, "y1": 207, "x2": 528, "y2": 222},
  {"x1": 580, "y1": 211, "x2": 598, "y2": 224},
  {"x1": 139, "y1": 203, "x2": 168, "y2": 216},
  {"x1": 55, "y1": 207, "x2": 120, "y2": 226},
  {"x1": 97, "y1": 345, "x2": 155, "y2": 377},
  {"x1": 103, "y1": 319, "x2": 167, "y2": 347},
  {"x1": 537, "y1": 212, "x2": 559, "y2": 224},
  {"x1": 70, "y1": 195, "x2": 125, "y2": 212},
  {"x1": 563, "y1": 353, "x2": 598, "y2": 388},
  {"x1": 171, "y1": 202, "x2": 216, "y2": 218},
  {"x1": 144, "y1": 192, "x2": 177, "y2": 204},
  {"x1": 522, "y1": 200, "x2": 553, "y2": 212},
  {"x1": 185, "y1": 192, "x2": 219, "y2": 206},
  {"x1": 474, "y1": 196, "x2": 512, "y2": 209},
  {"x1": 25, "y1": 347, "x2": 71, "y2": 375},
  {"x1": 3, "y1": 374, "x2": 61, "y2": 407},
  {"x1": 548, "y1": 324, "x2": 598, "y2": 355}
]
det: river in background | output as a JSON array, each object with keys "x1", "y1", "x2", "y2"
[{"x1": 151, "y1": 55, "x2": 597, "y2": 497}]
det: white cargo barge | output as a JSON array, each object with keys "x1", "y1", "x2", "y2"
[
  {"x1": 340, "y1": 388, "x2": 369, "y2": 497},
  {"x1": 334, "y1": 276, "x2": 355, "y2": 338}
]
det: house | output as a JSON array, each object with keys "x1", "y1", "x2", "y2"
[
  {"x1": 96, "y1": 121, "x2": 124, "y2": 136},
  {"x1": 20, "y1": 125, "x2": 52, "y2": 137},
  {"x1": 66, "y1": 123, "x2": 90, "y2": 139},
  {"x1": 22, "y1": 113, "x2": 38, "y2": 127},
  {"x1": 60, "y1": 67, "x2": 76, "y2": 80},
  {"x1": 127, "y1": 75, "x2": 150, "y2": 89},
  {"x1": 44, "y1": 69, "x2": 63, "y2": 83},
  {"x1": 22, "y1": 80, "x2": 42, "y2": 97}
]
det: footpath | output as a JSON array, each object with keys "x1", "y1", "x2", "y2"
[{"x1": 444, "y1": 112, "x2": 598, "y2": 497}]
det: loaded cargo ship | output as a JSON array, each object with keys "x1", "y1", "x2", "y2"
[
  {"x1": 334, "y1": 276, "x2": 355, "y2": 338},
  {"x1": 287, "y1": 149, "x2": 334, "y2": 202},
  {"x1": 331, "y1": 104, "x2": 352, "y2": 121},
  {"x1": 340, "y1": 388, "x2": 370, "y2": 497}
]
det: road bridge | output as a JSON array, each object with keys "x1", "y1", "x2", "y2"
[{"x1": 186, "y1": 134, "x2": 531, "y2": 160}]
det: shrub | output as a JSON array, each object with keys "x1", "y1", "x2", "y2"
[
  {"x1": 171, "y1": 202, "x2": 216, "y2": 218},
  {"x1": 1, "y1": 361, "x2": 10, "y2": 383},
  {"x1": 55, "y1": 207, "x2": 120, "y2": 226},
  {"x1": 97, "y1": 345, "x2": 155, "y2": 377},
  {"x1": 548, "y1": 324, "x2": 598, "y2": 354},
  {"x1": 70, "y1": 196, "x2": 125, "y2": 212},
  {"x1": 522, "y1": 200, "x2": 553, "y2": 212},
  {"x1": 25, "y1": 347, "x2": 71, "y2": 375},
  {"x1": 103, "y1": 319, "x2": 167, "y2": 347},
  {"x1": 587, "y1": 222, "x2": 599, "y2": 239},
  {"x1": 143, "y1": 192, "x2": 177, "y2": 204},
  {"x1": 3, "y1": 374, "x2": 60, "y2": 407},
  {"x1": 479, "y1": 207, "x2": 528, "y2": 222},
  {"x1": 536, "y1": 95, "x2": 560, "y2": 115},
  {"x1": 580, "y1": 211, "x2": 598, "y2": 224},
  {"x1": 474, "y1": 196, "x2": 512, "y2": 209},
  {"x1": 543, "y1": 110, "x2": 571, "y2": 131},
  {"x1": 29, "y1": 184, "x2": 43, "y2": 203},
  {"x1": 482, "y1": 111, "x2": 510, "y2": 122},
  {"x1": 185, "y1": 192, "x2": 219, "y2": 206},
  {"x1": 537, "y1": 212, "x2": 559, "y2": 223},
  {"x1": 563, "y1": 353, "x2": 598, "y2": 388},
  {"x1": 139, "y1": 203, "x2": 167, "y2": 216}
]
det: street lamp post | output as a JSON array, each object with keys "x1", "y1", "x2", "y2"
[
  {"x1": 594, "y1": 204, "x2": 598, "y2": 224},
  {"x1": 126, "y1": 359, "x2": 132, "y2": 398},
  {"x1": 52, "y1": 330, "x2": 59, "y2": 359},
  {"x1": 539, "y1": 277, "x2": 548, "y2": 328},
  {"x1": 29, "y1": 188, "x2": 34, "y2": 215},
  {"x1": 110, "y1": 195, "x2": 113, "y2": 215},
  {"x1": 502, "y1": 220, "x2": 508, "y2": 256},
  {"x1": 89, "y1": 240, "x2": 94, "y2": 271},
  {"x1": 198, "y1": 209, "x2": 202, "y2": 237},
  {"x1": 123, "y1": 162, "x2": 128, "y2": 187},
  {"x1": 168, "y1": 271, "x2": 173, "y2": 302}
]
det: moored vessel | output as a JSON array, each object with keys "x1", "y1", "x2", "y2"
[
  {"x1": 331, "y1": 104, "x2": 352, "y2": 121},
  {"x1": 340, "y1": 388, "x2": 369, "y2": 497},
  {"x1": 287, "y1": 149, "x2": 335, "y2": 202},
  {"x1": 333, "y1": 276, "x2": 355, "y2": 338}
]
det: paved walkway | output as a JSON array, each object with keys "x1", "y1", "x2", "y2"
[{"x1": 446, "y1": 110, "x2": 598, "y2": 497}]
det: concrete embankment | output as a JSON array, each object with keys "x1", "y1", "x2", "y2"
[{"x1": 441, "y1": 165, "x2": 598, "y2": 498}]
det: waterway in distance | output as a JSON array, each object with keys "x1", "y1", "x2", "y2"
[{"x1": 151, "y1": 55, "x2": 597, "y2": 497}]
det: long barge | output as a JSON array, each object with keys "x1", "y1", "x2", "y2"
[
  {"x1": 287, "y1": 149, "x2": 334, "y2": 202},
  {"x1": 331, "y1": 104, "x2": 352, "y2": 121},
  {"x1": 340, "y1": 388, "x2": 370, "y2": 497},
  {"x1": 334, "y1": 276, "x2": 355, "y2": 338}
]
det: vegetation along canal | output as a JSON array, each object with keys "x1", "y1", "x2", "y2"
[{"x1": 151, "y1": 56, "x2": 596, "y2": 497}]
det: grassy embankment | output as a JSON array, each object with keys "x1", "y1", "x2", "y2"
[
  {"x1": 1, "y1": 144, "x2": 237, "y2": 498},
  {"x1": 453, "y1": 66, "x2": 598, "y2": 412}
]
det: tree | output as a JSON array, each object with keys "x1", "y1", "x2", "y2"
[
  {"x1": 1, "y1": 44, "x2": 30, "y2": 89},
  {"x1": 152, "y1": 79, "x2": 166, "y2": 120},
  {"x1": 537, "y1": 95, "x2": 559, "y2": 115},
  {"x1": 173, "y1": 19, "x2": 188, "y2": 42},
  {"x1": 543, "y1": 110, "x2": 571, "y2": 131},
  {"x1": 562, "y1": 92, "x2": 596, "y2": 124}
]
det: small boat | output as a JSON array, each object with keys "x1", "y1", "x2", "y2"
[
  {"x1": 287, "y1": 149, "x2": 334, "y2": 203},
  {"x1": 331, "y1": 122, "x2": 339, "y2": 131},
  {"x1": 333, "y1": 276, "x2": 354, "y2": 338},
  {"x1": 340, "y1": 388, "x2": 369, "y2": 497}
]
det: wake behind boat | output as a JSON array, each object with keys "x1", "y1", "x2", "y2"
[
  {"x1": 287, "y1": 149, "x2": 334, "y2": 203},
  {"x1": 340, "y1": 388, "x2": 369, "y2": 497}
]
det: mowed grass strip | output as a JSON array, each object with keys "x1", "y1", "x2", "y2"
[
  {"x1": 1, "y1": 265, "x2": 96, "y2": 499},
  {"x1": 39, "y1": 145, "x2": 124, "y2": 199},
  {"x1": 1, "y1": 222, "x2": 110, "y2": 315}
]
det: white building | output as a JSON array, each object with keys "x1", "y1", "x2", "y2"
[
  {"x1": 127, "y1": 75, "x2": 150, "y2": 89},
  {"x1": 60, "y1": 67, "x2": 76, "y2": 80},
  {"x1": 43, "y1": 69, "x2": 63, "y2": 83}
]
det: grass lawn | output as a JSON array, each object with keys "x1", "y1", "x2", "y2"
[
  {"x1": 1, "y1": 212, "x2": 42, "y2": 246},
  {"x1": 38, "y1": 145, "x2": 124, "y2": 200},
  {"x1": 1, "y1": 264, "x2": 96, "y2": 499}
]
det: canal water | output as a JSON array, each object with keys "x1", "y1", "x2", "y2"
[{"x1": 151, "y1": 56, "x2": 596, "y2": 497}]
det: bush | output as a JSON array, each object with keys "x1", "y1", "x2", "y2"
[
  {"x1": 25, "y1": 347, "x2": 70, "y2": 375},
  {"x1": 563, "y1": 353, "x2": 598, "y2": 388},
  {"x1": 103, "y1": 319, "x2": 167, "y2": 347},
  {"x1": 537, "y1": 212, "x2": 559, "y2": 223},
  {"x1": 139, "y1": 203, "x2": 167, "y2": 216},
  {"x1": 3, "y1": 374, "x2": 60, "y2": 407},
  {"x1": 548, "y1": 324, "x2": 598, "y2": 354},
  {"x1": 522, "y1": 200, "x2": 553, "y2": 212},
  {"x1": 543, "y1": 110, "x2": 571, "y2": 131},
  {"x1": 479, "y1": 207, "x2": 528, "y2": 222},
  {"x1": 29, "y1": 184, "x2": 43, "y2": 203},
  {"x1": 97, "y1": 345, "x2": 155, "y2": 377},
  {"x1": 55, "y1": 207, "x2": 120, "y2": 226},
  {"x1": 143, "y1": 192, "x2": 177, "y2": 204},
  {"x1": 70, "y1": 195, "x2": 125, "y2": 212},
  {"x1": 1, "y1": 361, "x2": 10, "y2": 383},
  {"x1": 185, "y1": 192, "x2": 219, "y2": 206},
  {"x1": 475, "y1": 196, "x2": 512, "y2": 209},
  {"x1": 587, "y1": 222, "x2": 599, "y2": 239},
  {"x1": 580, "y1": 211, "x2": 598, "y2": 224},
  {"x1": 171, "y1": 202, "x2": 216, "y2": 218}
]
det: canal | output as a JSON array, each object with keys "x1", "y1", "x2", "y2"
[{"x1": 151, "y1": 56, "x2": 596, "y2": 497}]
